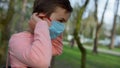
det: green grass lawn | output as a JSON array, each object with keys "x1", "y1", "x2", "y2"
[{"x1": 54, "y1": 45, "x2": 120, "y2": 68}]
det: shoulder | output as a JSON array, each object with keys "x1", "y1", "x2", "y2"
[
  {"x1": 10, "y1": 31, "x2": 32, "y2": 39},
  {"x1": 9, "y1": 31, "x2": 33, "y2": 45}
]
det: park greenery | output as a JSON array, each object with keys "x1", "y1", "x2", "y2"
[{"x1": 0, "y1": 0, "x2": 120, "y2": 68}]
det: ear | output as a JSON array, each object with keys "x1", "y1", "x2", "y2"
[{"x1": 38, "y1": 13, "x2": 46, "y2": 17}]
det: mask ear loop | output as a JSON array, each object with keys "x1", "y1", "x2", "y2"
[
  {"x1": 47, "y1": 17, "x2": 52, "y2": 22},
  {"x1": 38, "y1": 16, "x2": 52, "y2": 22}
]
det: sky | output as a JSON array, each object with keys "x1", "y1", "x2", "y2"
[{"x1": 69, "y1": 0, "x2": 120, "y2": 29}]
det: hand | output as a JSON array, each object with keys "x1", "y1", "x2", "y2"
[
  {"x1": 28, "y1": 13, "x2": 51, "y2": 33},
  {"x1": 28, "y1": 13, "x2": 42, "y2": 33}
]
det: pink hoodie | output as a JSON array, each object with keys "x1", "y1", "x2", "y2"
[{"x1": 8, "y1": 21, "x2": 63, "y2": 68}]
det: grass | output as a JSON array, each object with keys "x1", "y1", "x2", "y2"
[{"x1": 54, "y1": 45, "x2": 120, "y2": 68}]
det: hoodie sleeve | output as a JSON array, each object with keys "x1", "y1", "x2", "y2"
[{"x1": 9, "y1": 21, "x2": 52, "y2": 68}]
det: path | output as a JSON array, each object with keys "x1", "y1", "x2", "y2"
[{"x1": 63, "y1": 42, "x2": 120, "y2": 56}]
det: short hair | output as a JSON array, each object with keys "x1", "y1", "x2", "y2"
[{"x1": 33, "y1": 0, "x2": 73, "y2": 17}]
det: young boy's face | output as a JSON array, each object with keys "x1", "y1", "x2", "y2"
[{"x1": 50, "y1": 7, "x2": 71, "y2": 23}]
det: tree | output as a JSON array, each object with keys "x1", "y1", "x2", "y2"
[
  {"x1": 17, "y1": 0, "x2": 28, "y2": 32},
  {"x1": 81, "y1": 12, "x2": 96, "y2": 38},
  {"x1": 109, "y1": 0, "x2": 119, "y2": 49},
  {"x1": 73, "y1": 0, "x2": 89, "y2": 68},
  {"x1": 0, "y1": 0, "x2": 15, "y2": 44},
  {"x1": 0, "y1": 0, "x2": 15, "y2": 66},
  {"x1": 116, "y1": 16, "x2": 120, "y2": 35},
  {"x1": 93, "y1": 0, "x2": 108, "y2": 54},
  {"x1": 0, "y1": 0, "x2": 33, "y2": 66}
]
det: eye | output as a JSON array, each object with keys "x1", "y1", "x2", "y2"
[
  {"x1": 57, "y1": 18, "x2": 66, "y2": 23},
  {"x1": 58, "y1": 20, "x2": 64, "y2": 22}
]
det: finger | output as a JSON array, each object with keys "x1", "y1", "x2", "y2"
[
  {"x1": 32, "y1": 13, "x2": 43, "y2": 22},
  {"x1": 33, "y1": 13, "x2": 38, "y2": 16},
  {"x1": 29, "y1": 16, "x2": 34, "y2": 23},
  {"x1": 32, "y1": 13, "x2": 38, "y2": 19},
  {"x1": 29, "y1": 19, "x2": 34, "y2": 24}
]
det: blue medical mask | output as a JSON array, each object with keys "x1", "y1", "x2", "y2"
[{"x1": 49, "y1": 21, "x2": 65, "y2": 39}]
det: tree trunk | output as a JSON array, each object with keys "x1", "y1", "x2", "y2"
[
  {"x1": 0, "y1": 0, "x2": 15, "y2": 66},
  {"x1": 93, "y1": 29, "x2": 98, "y2": 54},
  {"x1": 109, "y1": 0, "x2": 119, "y2": 49},
  {"x1": 17, "y1": 0, "x2": 27, "y2": 32},
  {"x1": 74, "y1": 31, "x2": 86, "y2": 68},
  {"x1": 73, "y1": 0, "x2": 89, "y2": 68},
  {"x1": 93, "y1": 0, "x2": 108, "y2": 54},
  {"x1": 0, "y1": 0, "x2": 15, "y2": 44}
]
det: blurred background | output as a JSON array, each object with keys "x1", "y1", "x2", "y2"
[{"x1": 0, "y1": 0, "x2": 120, "y2": 68}]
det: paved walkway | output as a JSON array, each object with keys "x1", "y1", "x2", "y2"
[
  {"x1": 84, "y1": 46, "x2": 120, "y2": 56},
  {"x1": 63, "y1": 42, "x2": 120, "y2": 56}
]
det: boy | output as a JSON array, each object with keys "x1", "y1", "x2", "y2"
[{"x1": 8, "y1": 0, "x2": 72, "y2": 68}]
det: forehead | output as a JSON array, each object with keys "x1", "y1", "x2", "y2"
[{"x1": 54, "y1": 7, "x2": 71, "y2": 21}]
